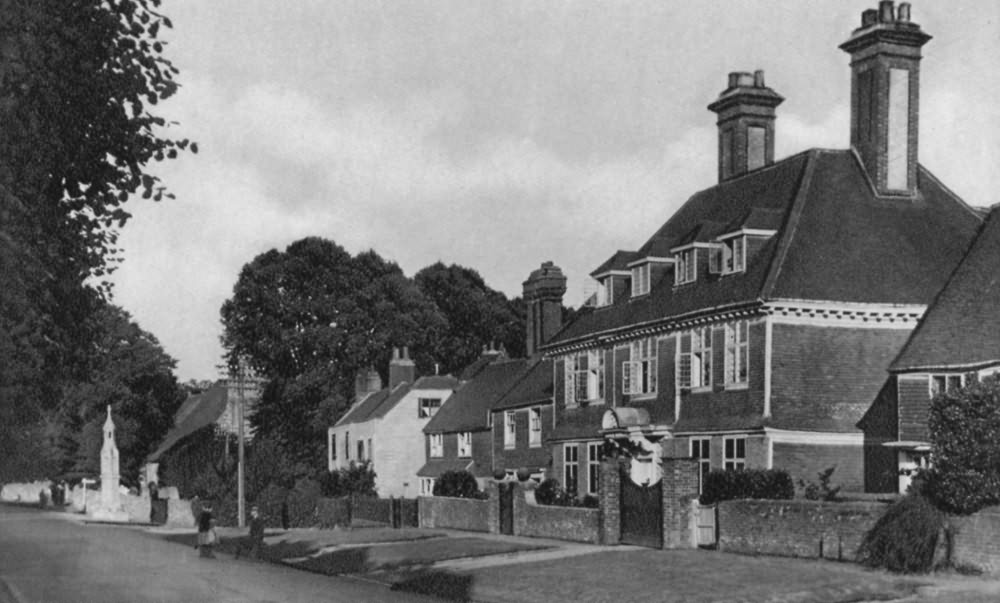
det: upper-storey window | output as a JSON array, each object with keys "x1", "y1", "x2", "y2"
[
  {"x1": 594, "y1": 278, "x2": 611, "y2": 307},
  {"x1": 675, "y1": 249, "x2": 697, "y2": 285},
  {"x1": 529, "y1": 407, "x2": 542, "y2": 447},
  {"x1": 724, "y1": 320, "x2": 749, "y2": 386},
  {"x1": 504, "y1": 411, "x2": 516, "y2": 449},
  {"x1": 722, "y1": 236, "x2": 745, "y2": 274},
  {"x1": 678, "y1": 327, "x2": 712, "y2": 389},
  {"x1": 930, "y1": 374, "x2": 964, "y2": 397},
  {"x1": 457, "y1": 431, "x2": 472, "y2": 457},
  {"x1": 429, "y1": 433, "x2": 443, "y2": 458},
  {"x1": 418, "y1": 398, "x2": 441, "y2": 418},
  {"x1": 624, "y1": 338, "x2": 657, "y2": 396},
  {"x1": 565, "y1": 350, "x2": 605, "y2": 406},
  {"x1": 631, "y1": 263, "x2": 650, "y2": 297}
]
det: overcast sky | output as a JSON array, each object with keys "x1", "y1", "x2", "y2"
[{"x1": 108, "y1": 1, "x2": 1000, "y2": 381}]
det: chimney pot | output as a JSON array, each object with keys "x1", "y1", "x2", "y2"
[
  {"x1": 897, "y1": 3, "x2": 911, "y2": 22},
  {"x1": 862, "y1": 9, "x2": 879, "y2": 27},
  {"x1": 753, "y1": 70, "x2": 765, "y2": 87},
  {"x1": 879, "y1": 0, "x2": 895, "y2": 23},
  {"x1": 402, "y1": 346, "x2": 409, "y2": 359},
  {"x1": 728, "y1": 72, "x2": 740, "y2": 88}
]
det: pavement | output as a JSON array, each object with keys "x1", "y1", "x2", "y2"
[{"x1": 42, "y1": 507, "x2": 1000, "y2": 602}]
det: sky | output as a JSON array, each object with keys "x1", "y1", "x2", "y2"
[{"x1": 107, "y1": 1, "x2": 1000, "y2": 381}]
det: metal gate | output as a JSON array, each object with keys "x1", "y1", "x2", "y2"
[
  {"x1": 499, "y1": 482, "x2": 514, "y2": 535},
  {"x1": 620, "y1": 467, "x2": 662, "y2": 548},
  {"x1": 696, "y1": 504, "x2": 717, "y2": 548}
]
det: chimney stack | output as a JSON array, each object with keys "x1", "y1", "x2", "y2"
[
  {"x1": 388, "y1": 346, "x2": 416, "y2": 388},
  {"x1": 708, "y1": 69, "x2": 784, "y2": 182},
  {"x1": 840, "y1": 1, "x2": 930, "y2": 197},
  {"x1": 354, "y1": 366, "x2": 383, "y2": 402},
  {"x1": 523, "y1": 261, "x2": 567, "y2": 358}
]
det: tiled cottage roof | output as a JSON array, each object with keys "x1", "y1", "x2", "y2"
[
  {"x1": 493, "y1": 359, "x2": 553, "y2": 411},
  {"x1": 414, "y1": 375, "x2": 460, "y2": 390},
  {"x1": 416, "y1": 458, "x2": 476, "y2": 478},
  {"x1": 891, "y1": 206, "x2": 1000, "y2": 372},
  {"x1": 591, "y1": 250, "x2": 639, "y2": 276},
  {"x1": 335, "y1": 383, "x2": 410, "y2": 426},
  {"x1": 149, "y1": 383, "x2": 229, "y2": 461},
  {"x1": 424, "y1": 359, "x2": 532, "y2": 434},
  {"x1": 547, "y1": 150, "x2": 981, "y2": 348}
]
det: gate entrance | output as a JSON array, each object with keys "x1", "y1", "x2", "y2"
[
  {"x1": 499, "y1": 482, "x2": 514, "y2": 535},
  {"x1": 696, "y1": 504, "x2": 717, "y2": 548},
  {"x1": 619, "y1": 466, "x2": 662, "y2": 548}
]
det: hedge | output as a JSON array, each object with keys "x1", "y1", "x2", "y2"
[{"x1": 700, "y1": 469, "x2": 794, "y2": 505}]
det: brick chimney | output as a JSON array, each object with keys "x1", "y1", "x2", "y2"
[
  {"x1": 354, "y1": 366, "x2": 383, "y2": 402},
  {"x1": 523, "y1": 261, "x2": 567, "y2": 358},
  {"x1": 840, "y1": 1, "x2": 930, "y2": 196},
  {"x1": 388, "y1": 346, "x2": 416, "y2": 388},
  {"x1": 708, "y1": 69, "x2": 784, "y2": 181}
]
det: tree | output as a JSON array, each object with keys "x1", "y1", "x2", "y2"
[
  {"x1": 0, "y1": 0, "x2": 192, "y2": 480},
  {"x1": 923, "y1": 376, "x2": 1000, "y2": 514},
  {"x1": 414, "y1": 262, "x2": 525, "y2": 374},
  {"x1": 221, "y1": 238, "x2": 446, "y2": 474}
]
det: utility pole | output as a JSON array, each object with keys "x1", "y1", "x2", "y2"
[{"x1": 237, "y1": 356, "x2": 247, "y2": 529}]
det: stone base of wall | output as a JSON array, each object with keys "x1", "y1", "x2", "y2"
[
  {"x1": 513, "y1": 487, "x2": 600, "y2": 544},
  {"x1": 718, "y1": 499, "x2": 886, "y2": 561},
  {"x1": 418, "y1": 496, "x2": 491, "y2": 532},
  {"x1": 0, "y1": 481, "x2": 51, "y2": 503}
]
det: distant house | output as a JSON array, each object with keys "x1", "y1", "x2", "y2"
[
  {"x1": 864, "y1": 206, "x2": 1000, "y2": 492},
  {"x1": 538, "y1": 3, "x2": 983, "y2": 494},
  {"x1": 490, "y1": 358, "x2": 554, "y2": 483},
  {"x1": 328, "y1": 347, "x2": 458, "y2": 498}
]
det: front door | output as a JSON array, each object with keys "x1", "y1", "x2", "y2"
[{"x1": 620, "y1": 466, "x2": 662, "y2": 548}]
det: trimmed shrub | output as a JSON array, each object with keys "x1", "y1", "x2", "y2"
[
  {"x1": 255, "y1": 483, "x2": 289, "y2": 528},
  {"x1": 700, "y1": 469, "x2": 794, "y2": 505},
  {"x1": 858, "y1": 493, "x2": 948, "y2": 573},
  {"x1": 319, "y1": 462, "x2": 377, "y2": 498},
  {"x1": 286, "y1": 478, "x2": 322, "y2": 527},
  {"x1": 799, "y1": 466, "x2": 843, "y2": 501},
  {"x1": 923, "y1": 376, "x2": 1000, "y2": 514},
  {"x1": 433, "y1": 470, "x2": 482, "y2": 499},
  {"x1": 534, "y1": 478, "x2": 596, "y2": 508}
]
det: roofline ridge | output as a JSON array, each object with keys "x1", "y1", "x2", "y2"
[
  {"x1": 759, "y1": 149, "x2": 821, "y2": 299},
  {"x1": 917, "y1": 163, "x2": 984, "y2": 221}
]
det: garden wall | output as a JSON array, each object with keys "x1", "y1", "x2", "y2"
[
  {"x1": 950, "y1": 506, "x2": 1000, "y2": 574},
  {"x1": 164, "y1": 499, "x2": 194, "y2": 528},
  {"x1": 513, "y1": 488, "x2": 600, "y2": 544},
  {"x1": 0, "y1": 481, "x2": 51, "y2": 503},
  {"x1": 315, "y1": 497, "x2": 351, "y2": 527},
  {"x1": 717, "y1": 499, "x2": 886, "y2": 561},
  {"x1": 418, "y1": 496, "x2": 491, "y2": 532},
  {"x1": 353, "y1": 496, "x2": 391, "y2": 525}
]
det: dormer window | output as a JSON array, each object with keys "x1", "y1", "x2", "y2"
[
  {"x1": 721, "y1": 236, "x2": 745, "y2": 274},
  {"x1": 675, "y1": 249, "x2": 697, "y2": 285},
  {"x1": 631, "y1": 263, "x2": 650, "y2": 296}
]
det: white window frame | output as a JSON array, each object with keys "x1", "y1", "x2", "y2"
[
  {"x1": 724, "y1": 320, "x2": 749, "y2": 387},
  {"x1": 504, "y1": 411, "x2": 516, "y2": 449},
  {"x1": 564, "y1": 444, "x2": 579, "y2": 496},
  {"x1": 675, "y1": 248, "x2": 697, "y2": 285},
  {"x1": 529, "y1": 407, "x2": 542, "y2": 447},
  {"x1": 330, "y1": 433, "x2": 337, "y2": 463},
  {"x1": 624, "y1": 338, "x2": 658, "y2": 396},
  {"x1": 429, "y1": 433, "x2": 443, "y2": 458},
  {"x1": 631, "y1": 263, "x2": 650, "y2": 297},
  {"x1": 367, "y1": 438, "x2": 373, "y2": 462},
  {"x1": 420, "y1": 478, "x2": 435, "y2": 496},
  {"x1": 929, "y1": 373, "x2": 964, "y2": 397},
  {"x1": 565, "y1": 350, "x2": 605, "y2": 406},
  {"x1": 587, "y1": 442, "x2": 601, "y2": 496},
  {"x1": 724, "y1": 436, "x2": 746, "y2": 471},
  {"x1": 418, "y1": 398, "x2": 441, "y2": 418},
  {"x1": 678, "y1": 327, "x2": 711, "y2": 390},
  {"x1": 721, "y1": 236, "x2": 746, "y2": 274},
  {"x1": 691, "y1": 437, "x2": 711, "y2": 494},
  {"x1": 457, "y1": 431, "x2": 472, "y2": 458}
]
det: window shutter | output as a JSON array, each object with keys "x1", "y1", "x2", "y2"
[
  {"x1": 564, "y1": 360, "x2": 576, "y2": 406},
  {"x1": 649, "y1": 358, "x2": 658, "y2": 393},
  {"x1": 622, "y1": 360, "x2": 632, "y2": 395},
  {"x1": 709, "y1": 246, "x2": 722, "y2": 274}
]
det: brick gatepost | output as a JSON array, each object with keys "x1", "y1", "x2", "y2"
[
  {"x1": 662, "y1": 456, "x2": 700, "y2": 549},
  {"x1": 486, "y1": 480, "x2": 500, "y2": 534},
  {"x1": 598, "y1": 458, "x2": 621, "y2": 545}
]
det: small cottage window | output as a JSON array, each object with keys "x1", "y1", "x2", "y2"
[
  {"x1": 504, "y1": 411, "x2": 516, "y2": 449},
  {"x1": 565, "y1": 351, "x2": 605, "y2": 405},
  {"x1": 430, "y1": 434, "x2": 443, "y2": 458},
  {"x1": 724, "y1": 437, "x2": 746, "y2": 471},
  {"x1": 722, "y1": 236, "x2": 746, "y2": 274},
  {"x1": 529, "y1": 408, "x2": 542, "y2": 447},
  {"x1": 457, "y1": 432, "x2": 472, "y2": 458},
  {"x1": 418, "y1": 398, "x2": 441, "y2": 418},
  {"x1": 675, "y1": 249, "x2": 697, "y2": 285}
]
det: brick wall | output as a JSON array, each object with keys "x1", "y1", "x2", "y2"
[
  {"x1": 772, "y1": 442, "x2": 864, "y2": 491},
  {"x1": 418, "y1": 495, "x2": 492, "y2": 532},
  {"x1": 513, "y1": 486, "x2": 600, "y2": 544},
  {"x1": 718, "y1": 499, "x2": 886, "y2": 561},
  {"x1": 598, "y1": 459, "x2": 620, "y2": 545},
  {"x1": 662, "y1": 457, "x2": 699, "y2": 549},
  {"x1": 950, "y1": 507, "x2": 1000, "y2": 574}
]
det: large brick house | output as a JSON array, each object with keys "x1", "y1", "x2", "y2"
[
  {"x1": 540, "y1": 2, "x2": 983, "y2": 494},
  {"x1": 863, "y1": 206, "x2": 1000, "y2": 492},
  {"x1": 328, "y1": 347, "x2": 459, "y2": 497}
]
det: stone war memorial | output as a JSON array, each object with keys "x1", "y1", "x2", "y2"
[{"x1": 88, "y1": 406, "x2": 129, "y2": 522}]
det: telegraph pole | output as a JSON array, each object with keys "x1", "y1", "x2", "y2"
[{"x1": 237, "y1": 356, "x2": 247, "y2": 529}]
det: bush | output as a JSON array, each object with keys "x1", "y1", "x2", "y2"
[
  {"x1": 285, "y1": 478, "x2": 322, "y2": 527},
  {"x1": 534, "y1": 478, "x2": 596, "y2": 508},
  {"x1": 254, "y1": 483, "x2": 289, "y2": 528},
  {"x1": 858, "y1": 493, "x2": 948, "y2": 573},
  {"x1": 320, "y1": 462, "x2": 377, "y2": 498},
  {"x1": 923, "y1": 376, "x2": 1000, "y2": 514},
  {"x1": 700, "y1": 469, "x2": 794, "y2": 505},
  {"x1": 799, "y1": 466, "x2": 842, "y2": 501},
  {"x1": 433, "y1": 470, "x2": 482, "y2": 499}
]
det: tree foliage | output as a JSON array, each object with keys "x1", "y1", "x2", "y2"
[
  {"x1": 0, "y1": 0, "x2": 191, "y2": 480},
  {"x1": 923, "y1": 376, "x2": 1000, "y2": 514},
  {"x1": 858, "y1": 493, "x2": 948, "y2": 574},
  {"x1": 433, "y1": 470, "x2": 483, "y2": 499}
]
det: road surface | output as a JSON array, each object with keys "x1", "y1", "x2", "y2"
[{"x1": 0, "y1": 504, "x2": 437, "y2": 603}]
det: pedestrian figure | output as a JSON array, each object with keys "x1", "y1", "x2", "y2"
[
  {"x1": 197, "y1": 505, "x2": 217, "y2": 558},
  {"x1": 236, "y1": 505, "x2": 265, "y2": 560}
]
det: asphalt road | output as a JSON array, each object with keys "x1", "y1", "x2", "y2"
[{"x1": 0, "y1": 505, "x2": 438, "y2": 603}]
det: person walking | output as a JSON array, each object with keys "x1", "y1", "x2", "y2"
[
  {"x1": 236, "y1": 505, "x2": 265, "y2": 560},
  {"x1": 197, "y1": 505, "x2": 217, "y2": 559}
]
